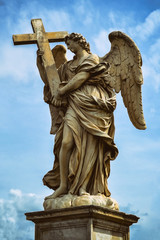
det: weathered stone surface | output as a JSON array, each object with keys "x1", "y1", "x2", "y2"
[
  {"x1": 43, "y1": 193, "x2": 119, "y2": 211},
  {"x1": 13, "y1": 18, "x2": 68, "y2": 98},
  {"x1": 25, "y1": 205, "x2": 139, "y2": 240},
  {"x1": 41, "y1": 32, "x2": 146, "y2": 201},
  {"x1": 13, "y1": 20, "x2": 146, "y2": 205}
]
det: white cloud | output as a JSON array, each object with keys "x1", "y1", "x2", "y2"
[
  {"x1": 1, "y1": 189, "x2": 160, "y2": 240},
  {"x1": 0, "y1": 42, "x2": 38, "y2": 82},
  {"x1": 37, "y1": 9, "x2": 72, "y2": 32},
  {"x1": 130, "y1": 10, "x2": 160, "y2": 40},
  {"x1": 10, "y1": 189, "x2": 22, "y2": 197},
  {"x1": 73, "y1": 0, "x2": 94, "y2": 26},
  {"x1": 93, "y1": 9, "x2": 160, "y2": 53},
  {"x1": 5, "y1": 0, "x2": 72, "y2": 34},
  {"x1": 120, "y1": 202, "x2": 160, "y2": 240},
  {"x1": 142, "y1": 38, "x2": 160, "y2": 91},
  {"x1": 93, "y1": 30, "x2": 110, "y2": 56},
  {"x1": 0, "y1": 3, "x2": 72, "y2": 83},
  {"x1": 92, "y1": 9, "x2": 160, "y2": 93},
  {"x1": 131, "y1": 206, "x2": 160, "y2": 239},
  {"x1": 143, "y1": 62, "x2": 160, "y2": 92},
  {"x1": 108, "y1": 11, "x2": 133, "y2": 31},
  {"x1": 92, "y1": 12, "x2": 133, "y2": 56},
  {"x1": 92, "y1": 10, "x2": 133, "y2": 56},
  {"x1": 0, "y1": 189, "x2": 42, "y2": 240}
]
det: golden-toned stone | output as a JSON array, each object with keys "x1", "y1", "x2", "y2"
[
  {"x1": 13, "y1": 18, "x2": 68, "y2": 98},
  {"x1": 43, "y1": 194, "x2": 119, "y2": 211},
  {"x1": 41, "y1": 32, "x2": 146, "y2": 204},
  {"x1": 13, "y1": 20, "x2": 146, "y2": 212}
]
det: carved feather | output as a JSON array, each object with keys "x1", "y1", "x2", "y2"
[
  {"x1": 51, "y1": 44, "x2": 67, "y2": 69},
  {"x1": 100, "y1": 31, "x2": 146, "y2": 130},
  {"x1": 49, "y1": 45, "x2": 68, "y2": 134},
  {"x1": 37, "y1": 45, "x2": 68, "y2": 135}
]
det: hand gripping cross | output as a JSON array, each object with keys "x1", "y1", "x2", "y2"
[{"x1": 13, "y1": 18, "x2": 68, "y2": 97}]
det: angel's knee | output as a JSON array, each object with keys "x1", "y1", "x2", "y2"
[{"x1": 62, "y1": 124, "x2": 74, "y2": 150}]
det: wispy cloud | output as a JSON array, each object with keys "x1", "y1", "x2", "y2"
[
  {"x1": 131, "y1": 204, "x2": 160, "y2": 240},
  {"x1": 0, "y1": 43, "x2": 38, "y2": 82},
  {"x1": 142, "y1": 37, "x2": 160, "y2": 91},
  {"x1": 1, "y1": 2, "x2": 72, "y2": 83},
  {"x1": 130, "y1": 10, "x2": 160, "y2": 40},
  {"x1": 0, "y1": 189, "x2": 42, "y2": 240},
  {"x1": 92, "y1": 9, "x2": 160, "y2": 92},
  {"x1": 93, "y1": 30, "x2": 110, "y2": 56},
  {"x1": 93, "y1": 9, "x2": 160, "y2": 49},
  {"x1": 1, "y1": 189, "x2": 160, "y2": 240},
  {"x1": 120, "y1": 202, "x2": 160, "y2": 240},
  {"x1": 73, "y1": 0, "x2": 95, "y2": 26}
]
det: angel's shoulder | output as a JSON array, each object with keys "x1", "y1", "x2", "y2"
[
  {"x1": 89, "y1": 54, "x2": 99, "y2": 61},
  {"x1": 84, "y1": 54, "x2": 99, "y2": 65}
]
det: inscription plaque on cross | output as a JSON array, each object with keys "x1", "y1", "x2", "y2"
[{"x1": 12, "y1": 18, "x2": 68, "y2": 97}]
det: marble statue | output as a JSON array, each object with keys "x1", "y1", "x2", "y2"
[{"x1": 36, "y1": 31, "x2": 146, "y2": 210}]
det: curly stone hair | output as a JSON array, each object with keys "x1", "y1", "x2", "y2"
[{"x1": 65, "y1": 33, "x2": 91, "y2": 54}]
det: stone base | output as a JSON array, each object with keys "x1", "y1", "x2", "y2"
[{"x1": 25, "y1": 205, "x2": 139, "y2": 240}]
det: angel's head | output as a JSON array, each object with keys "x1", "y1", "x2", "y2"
[{"x1": 65, "y1": 33, "x2": 91, "y2": 54}]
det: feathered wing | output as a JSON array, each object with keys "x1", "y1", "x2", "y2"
[
  {"x1": 100, "y1": 31, "x2": 146, "y2": 130},
  {"x1": 49, "y1": 45, "x2": 67, "y2": 134},
  {"x1": 37, "y1": 44, "x2": 68, "y2": 134},
  {"x1": 51, "y1": 44, "x2": 67, "y2": 68}
]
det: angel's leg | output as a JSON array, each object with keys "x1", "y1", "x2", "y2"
[
  {"x1": 45, "y1": 123, "x2": 73, "y2": 199},
  {"x1": 58, "y1": 123, "x2": 73, "y2": 190}
]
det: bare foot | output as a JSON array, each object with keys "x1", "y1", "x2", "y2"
[
  {"x1": 79, "y1": 187, "x2": 90, "y2": 196},
  {"x1": 45, "y1": 186, "x2": 68, "y2": 200}
]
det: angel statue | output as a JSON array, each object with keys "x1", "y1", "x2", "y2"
[{"x1": 37, "y1": 31, "x2": 146, "y2": 210}]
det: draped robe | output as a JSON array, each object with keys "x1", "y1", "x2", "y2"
[{"x1": 43, "y1": 54, "x2": 118, "y2": 197}]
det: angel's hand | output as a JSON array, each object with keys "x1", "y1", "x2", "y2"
[
  {"x1": 37, "y1": 49, "x2": 44, "y2": 56},
  {"x1": 51, "y1": 90, "x2": 63, "y2": 107},
  {"x1": 52, "y1": 97, "x2": 68, "y2": 107},
  {"x1": 36, "y1": 49, "x2": 44, "y2": 67},
  {"x1": 52, "y1": 98, "x2": 62, "y2": 107}
]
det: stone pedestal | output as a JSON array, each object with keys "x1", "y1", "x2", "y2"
[{"x1": 25, "y1": 205, "x2": 139, "y2": 240}]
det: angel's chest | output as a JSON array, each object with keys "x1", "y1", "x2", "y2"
[{"x1": 64, "y1": 67, "x2": 76, "y2": 81}]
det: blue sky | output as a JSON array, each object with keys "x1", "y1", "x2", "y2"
[{"x1": 0, "y1": 0, "x2": 160, "y2": 239}]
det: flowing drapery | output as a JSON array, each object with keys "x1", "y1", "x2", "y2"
[{"x1": 43, "y1": 54, "x2": 118, "y2": 197}]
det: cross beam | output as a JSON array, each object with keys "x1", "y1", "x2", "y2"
[
  {"x1": 12, "y1": 18, "x2": 68, "y2": 97},
  {"x1": 13, "y1": 31, "x2": 68, "y2": 45}
]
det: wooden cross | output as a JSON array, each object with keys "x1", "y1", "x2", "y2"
[{"x1": 12, "y1": 18, "x2": 68, "y2": 97}]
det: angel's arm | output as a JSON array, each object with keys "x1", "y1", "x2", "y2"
[{"x1": 59, "y1": 71, "x2": 90, "y2": 96}]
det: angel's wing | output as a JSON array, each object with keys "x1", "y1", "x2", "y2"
[
  {"x1": 37, "y1": 45, "x2": 67, "y2": 84},
  {"x1": 49, "y1": 45, "x2": 68, "y2": 134},
  {"x1": 100, "y1": 31, "x2": 146, "y2": 130},
  {"x1": 37, "y1": 44, "x2": 68, "y2": 134},
  {"x1": 51, "y1": 44, "x2": 67, "y2": 68}
]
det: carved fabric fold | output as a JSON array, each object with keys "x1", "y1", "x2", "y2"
[{"x1": 43, "y1": 54, "x2": 118, "y2": 196}]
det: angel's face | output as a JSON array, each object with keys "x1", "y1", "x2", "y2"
[{"x1": 66, "y1": 39, "x2": 80, "y2": 53}]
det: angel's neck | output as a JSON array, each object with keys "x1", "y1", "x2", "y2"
[{"x1": 75, "y1": 49, "x2": 89, "y2": 59}]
